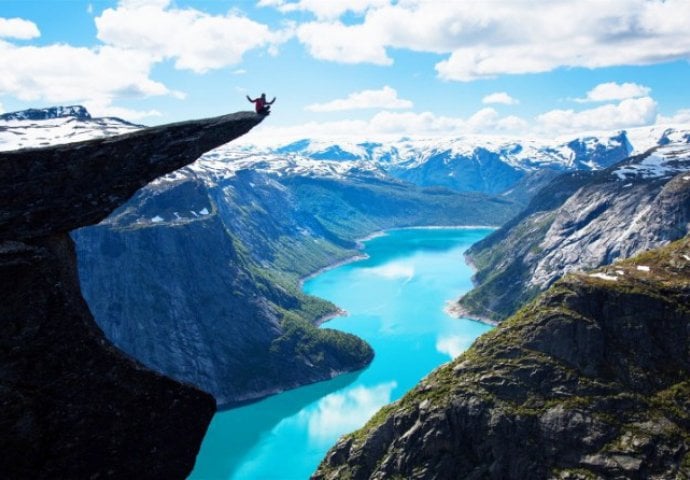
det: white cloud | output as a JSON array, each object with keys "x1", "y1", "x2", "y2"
[
  {"x1": 0, "y1": 17, "x2": 40, "y2": 40},
  {"x1": 482, "y1": 92, "x2": 518, "y2": 105},
  {"x1": 297, "y1": 20, "x2": 390, "y2": 65},
  {"x1": 465, "y1": 108, "x2": 528, "y2": 132},
  {"x1": 305, "y1": 86, "x2": 412, "y2": 112},
  {"x1": 657, "y1": 108, "x2": 690, "y2": 125},
  {"x1": 436, "y1": 334, "x2": 474, "y2": 359},
  {"x1": 0, "y1": 101, "x2": 4, "y2": 114},
  {"x1": 366, "y1": 262, "x2": 414, "y2": 280},
  {"x1": 292, "y1": 0, "x2": 690, "y2": 81},
  {"x1": 83, "y1": 99, "x2": 162, "y2": 121},
  {"x1": 95, "y1": 0, "x2": 291, "y2": 73},
  {"x1": 301, "y1": 382, "x2": 397, "y2": 442},
  {"x1": 247, "y1": 107, "x2": 529, "y2": 144},
  {"x1": 0, "y1": 39, "x2": 173, "y2": 121},
  {"x1": 260, "y1": 0, "x2": 389, "y2": 20},
  {"x1": 0, "y1": 1, "x2": 290, "y2": 121},
  {"x1": 537, "y1": 97, "x2": 658, "y2": 134},
  {"x1": 576, "y1": 82, "x2": 651, "y2": 103},
  {"x1": 0, "y1": 41, "x2": 169, "y2": 102},
  {"x1": 250, "y1": 96, "x2": 668, "y2": 142}
]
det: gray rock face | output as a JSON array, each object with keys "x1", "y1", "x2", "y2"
[
  {"x1": 73, "y1": 199, "x2": 374, "y2": 407},
  {"x1": 314, "y1": 239, "x2": 690, "y2": 480},
  {"x1": 0, "y1": 111, "x2": 263, "y2": 478},
  {"x1": 457, "y1": 144, "x2": 690, "y2": 322}
]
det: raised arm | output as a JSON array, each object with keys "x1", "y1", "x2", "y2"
[
  {"x1": 246, "y1": 95, "x2": 256, "y2": 103},
  {"x1": 268, "y1": 97, "x2": 276, "y2": 105}
]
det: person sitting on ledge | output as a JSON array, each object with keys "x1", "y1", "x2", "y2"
[{"x1": 246, "y1": 93, "x2": 276, "y2": 115}]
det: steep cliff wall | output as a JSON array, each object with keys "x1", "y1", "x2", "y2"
[
  {"x1": 456, "y1": 143, "x2": 690, "y2": 322},
  {"x1": 315, "y1": 237, "x2": 690, "y2": 480},
  {"x1": 0, "y1": 112, "x2": 262, "y2": 478}
]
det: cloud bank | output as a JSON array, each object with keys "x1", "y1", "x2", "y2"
[
  {"x1": 278, "y1": 0, "x2": 690, "y2": 81},
  {"x1": 306, "y1": 86, "x2": 412, "y2": 112}
]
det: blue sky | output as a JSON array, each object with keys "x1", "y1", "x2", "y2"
[{"x1": 1, "y1": 0, "x2": 689, "y2": 140}]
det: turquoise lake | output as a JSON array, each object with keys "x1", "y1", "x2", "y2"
[{"x1": 190, "y1": 227, "x2": 494, "y2": 480}]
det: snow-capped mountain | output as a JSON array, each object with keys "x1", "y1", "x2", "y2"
[
  {"x1": 253, "y1": 128, "x2": 689, "y2": 195},
  {"x1": 0, "y1": 106, "x2": 141, "y2": 151},
  {"x1": 2, "y1": 105, "x2": 689, "y2": 198},
  {"x1": 0, "y1": 105, "x2": 92, "y2": 121},
  {"x1": 613, "y1": 142, "x2": 690, "y2": 180}
]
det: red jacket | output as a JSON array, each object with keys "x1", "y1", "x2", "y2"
[{"x1": 252, "y1": 97, "x2": 266, "y2": 113}]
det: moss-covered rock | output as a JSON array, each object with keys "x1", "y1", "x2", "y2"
[{"x1": 314, "y1": 237, "x2": 690, "y2": 480}]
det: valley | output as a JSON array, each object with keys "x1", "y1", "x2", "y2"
[{"x1": 191, "y1": 228, "x2": 493, "y2": 479}]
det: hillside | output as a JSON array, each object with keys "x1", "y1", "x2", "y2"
[
  {"x1": 314, "y1": 236, "x2": 690, "y2": 480},
  {"x1": 456, "y1": 142, "x2": 690, "y2": 322}
]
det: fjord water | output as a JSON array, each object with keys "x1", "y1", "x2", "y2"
[{"x1": 191, "y1": 228, "x2": 493, "y2": 479}]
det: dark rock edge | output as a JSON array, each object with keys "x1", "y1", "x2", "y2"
[{"x1": 1, "y1": 112, "x2": 263, "y2": 479}]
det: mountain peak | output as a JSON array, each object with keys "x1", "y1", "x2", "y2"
[{"x1": 0, "y1": 105, "x2": 91, "y2": 121}]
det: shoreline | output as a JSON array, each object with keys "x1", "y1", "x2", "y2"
[
  {"x1": 315, "y1": 307, "x2": 349, "y2": 326},
  {"x1": 443, "y1": 300, "x2": 499, "y2": 327},
  {"x1": 302, "y1": 225, "x2": 499, "y2": 327},
  {"x1": 299, "y1": 253, "x2": 369, "y2": 288},
  {"x1": 443, "y1": 250, "x2": 499, "y2": 327}
]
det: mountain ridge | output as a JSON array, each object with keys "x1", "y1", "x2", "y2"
[{"x1": 456, "y1": 142, "x2": 690, "y2": 322}]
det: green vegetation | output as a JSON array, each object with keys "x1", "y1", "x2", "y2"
[
  {"x1": 315, "y1": 235, "x2": 690, "y2": 479},
  {"x1": 271, "y1": 310, "x2": 373, "y2": 368},
  {"x1": 457, "y1": 211, "x2": 556, "y2": 322}
]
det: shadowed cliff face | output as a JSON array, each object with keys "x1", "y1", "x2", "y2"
[
  {"x1": 0, "y1": 111, "x2": 262, "y2": 240},
  {"x1": 0, "y1": 111, "x2": 263, "y2": 479},
  {"x1": 314, "y1": 238, "x2": 690, "y2": 480}
]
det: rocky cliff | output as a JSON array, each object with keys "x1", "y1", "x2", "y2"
[
  {"x1": 314, "y1": 236, "x2": 690, "y2": 480},
  {"x1": 72, "y1": 162, "x2": 506, "y2": 406},
  {"x1": 456, "y1": 143, "x2": 690, "y2": 322},
  {"x1": 0, "y1": 111, "x2": 263, "y2": 478}
]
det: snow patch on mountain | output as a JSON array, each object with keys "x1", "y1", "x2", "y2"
[
  {"x1": 2, "y1": 105, "x2": 690, "y2": 191},
  {"x1": 0, "y1": 105, "x2": 91, "y2": 121},
  {"x1": 0, "y1": 114, "x2": 140, "y2": 151},
  {"x1": 613, "y1": 144, "x2": 690, "y2": 180}
]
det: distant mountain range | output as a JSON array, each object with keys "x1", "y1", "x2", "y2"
[{"x1": 3, "y1": 104, "x2": 688, "y2": 201}]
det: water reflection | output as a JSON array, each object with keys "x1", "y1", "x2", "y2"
[
  {"x1": 436, "y1": 333, "x2": 476, "y2": 359},
  {"x1": 301, "y1": 381, "x2": 397, "y2": 444},
  {"x1": 365, "y1": 262, "x2": 415, "y2": 280},
  {"x1": 190, "y1": 371, "x2": 362, "y2": 479},
  {"x1": 192, "y1": 228, "x2": 495, "y2": 479}
]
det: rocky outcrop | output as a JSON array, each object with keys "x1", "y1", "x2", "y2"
[
  {"x1": 314, "y1": 237, "x2": 690, "y2": 480},
  {"x1": 1, "y1": 111, "x2": 262, "y2": 240},
  {"x1": 457, "y1": 143, "x2": 690, "y2": 322},
  {"x1": 0, "y1": 111, "x2": 263, "y2": 478}
]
